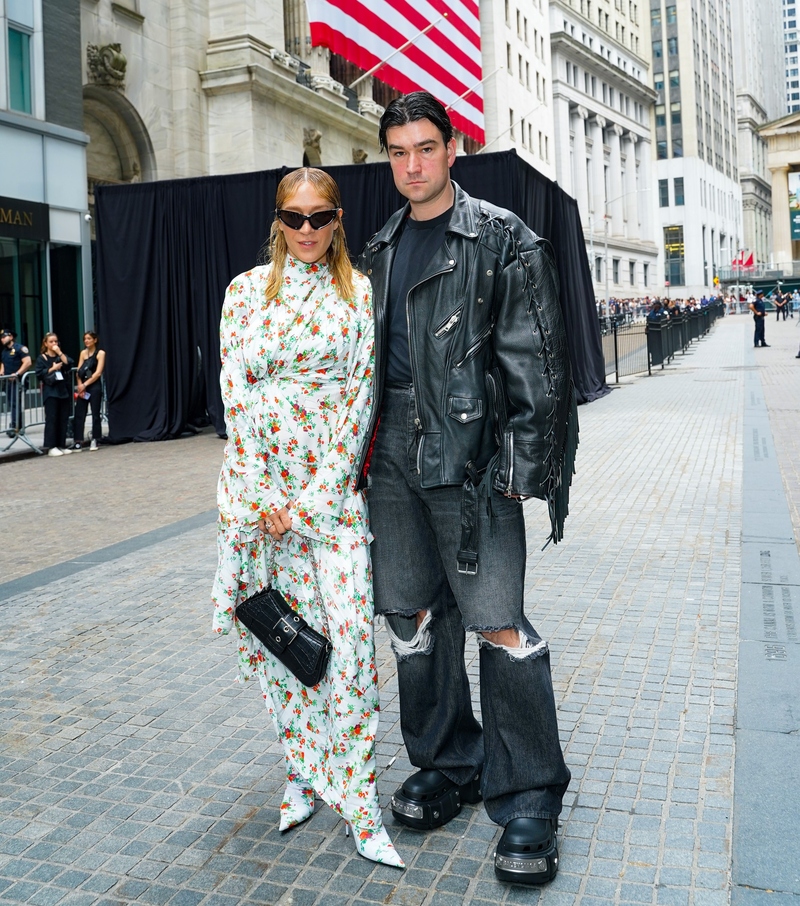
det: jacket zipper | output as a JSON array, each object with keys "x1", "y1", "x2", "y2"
[
  {"x1": 434, "y1": 308, "x2": 462, "y2": 338},
  {"x1": 405, "y1": 253, "x2": 456, "y2": 473},
  {"x1": 506, "y1": 431, "x2": 515, "y2": 492},
  {"x1": 455, "y1": 322, "x2": 493, "y2": 368}
]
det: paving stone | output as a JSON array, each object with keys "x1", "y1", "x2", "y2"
[{"x1": 0, "y1": 318, "x2": 789, "y2": 904}]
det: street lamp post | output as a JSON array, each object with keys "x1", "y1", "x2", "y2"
[
  {"x1": 594, "y1": 186, "x2": 652, "y2": 312},
  {"x1": 604, "y1": 216, "x2": 610, "y2": 320}
]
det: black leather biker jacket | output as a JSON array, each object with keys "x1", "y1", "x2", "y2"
[{"x1": 357, "y1": 182, "x2": 576, "y2": 535}]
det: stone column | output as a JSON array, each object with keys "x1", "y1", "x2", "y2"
[
  {"x1": 624, "y1": 133, "x2": 639, "y2": 240},
  {"x1": 770, "y1": 165, "x2": 792, "y2": 270},
  {"x1": 637, "y1": 137, "x2": 654, "y2": 246},
  {"x1": 571, "y1": 106, "x2": 589, "y2": 225},
  {"x1": 608, "y1": 124, "x2": 624, "y2": 235},
  {"x1": 590, "y1": 114, "x2": 607, "y2": 222},
  {"x1": 554, "y1": 96, "x2": 573, "y2": 195},
  {"x1": 283, "y1": 0, "x2": 329, "y2": 73}
]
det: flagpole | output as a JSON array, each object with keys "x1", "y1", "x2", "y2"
[
  {"x1": 477, "y1": 100, "x2": 545, "y2": 153},
  {"x1": 349, "y1": 14, "x2": 448, "y2": 90},
  {"x1": 444, "y1": 66, "x2": 503, "y2": 112}
]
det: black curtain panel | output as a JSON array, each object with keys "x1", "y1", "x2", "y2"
[{"x1": 95, "y1": 150, "x2": 608, "y2": 442}]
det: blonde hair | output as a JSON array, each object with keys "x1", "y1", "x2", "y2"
[{"x1": 265, "y1": 168, "x2": 355, "y2": 302}]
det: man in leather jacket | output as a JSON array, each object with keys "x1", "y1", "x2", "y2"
[{"x1": 359, "y1": 92, "x2": 577, "y2": 885}]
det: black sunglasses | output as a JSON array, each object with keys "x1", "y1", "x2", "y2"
[{"x1": 276, "y1": 209, "x2": 339, "y2": 230}]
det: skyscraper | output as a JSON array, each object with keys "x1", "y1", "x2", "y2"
[
  {"x1": 651, "y1": 0, "x2": 742, "y2": 296},
  {"x1": 782, "y1": 0, "x2": 800, "y2": 112}
]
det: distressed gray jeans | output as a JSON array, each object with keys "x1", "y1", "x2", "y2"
[{"x1": 368, "y1": 386, "x2": 571, "y2": 826}]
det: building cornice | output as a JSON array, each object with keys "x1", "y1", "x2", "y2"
[
  {"x1": 583, "y1": 232, "x2": 659, "y2": 256},
  {"x1": 551, "y1": 33, "x2": 657, "y2": 105},
  {"x1": 200, "y1": 38, "x2": 382, "y2": 144}
]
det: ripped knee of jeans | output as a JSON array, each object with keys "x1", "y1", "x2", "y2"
[
  {"x1": 382, "y1": 610, "x2": 434, "y2": 661},
  {"x1": 477, "y1": 627, "x2": 548, "y2": 660}
]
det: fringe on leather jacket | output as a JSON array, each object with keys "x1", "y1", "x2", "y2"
[{"x1": 357, "y1": 181, "x2": 578, "y2": 544}]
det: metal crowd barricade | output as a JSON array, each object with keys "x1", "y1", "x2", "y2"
[
  {"x1": 1, "y1": 367, "x2": 108, "y2": 455},
  {"x1": 601, "y1": 320, "x2": 650, "y2": 383},
  {"x1": 1, "y1": 370, "x2": 45, "y2": 453},
  {"x1": 601, "y1": 302, "x2": 725, "y2": 381}
]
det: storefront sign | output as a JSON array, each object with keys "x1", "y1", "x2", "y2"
[
  {"x1": 0, "y1": 196, "x2": 49, "y2": 241},
  {"x1": 789, "y1": 172, "x2": 800, "y2": 241}
]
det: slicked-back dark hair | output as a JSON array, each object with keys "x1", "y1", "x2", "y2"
[{"x1": 379, "y1": 91, "x2": 454, "y2": 152}]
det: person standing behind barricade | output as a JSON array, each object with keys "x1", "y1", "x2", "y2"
[
  {"x1": 0, "y1": 329, "x2": 31, "y2": 435},
  {"x1": 71, "y1": 332, "x2": 105, "y2": 451},
  {"x1": 35, "y1": 333, "x2": 74, "y2": 456}
]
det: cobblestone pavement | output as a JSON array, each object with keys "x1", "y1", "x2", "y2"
[
  {"x1": 0, "y1": 431, "x2": 223, "y2": 582},
  {"x1": 0, "y1": 315, "x2": 792, "y2": 905}
]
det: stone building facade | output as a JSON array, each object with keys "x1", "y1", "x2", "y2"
[
  {"x1": 80, "y1": 0, "x2": 560, "y2": 212},
  {"x1": 761, "y1": 111, "x2": 800, "y2": 272},
  {"x1": 549, "y1": 0, "x2": 659, "y2": 301},
  {"x1": 650, "y1": 0, "x2": 742, "y2": 297},
  {"x1": 80, "y1": 0, "x2": 384, "y2": 215}
]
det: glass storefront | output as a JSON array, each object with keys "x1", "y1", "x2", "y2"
[
  {"x1": 0, "y1": 237, "x2": 46, "y2": 349},
  {"x1": 0, "y1": 196, "x2": 85, "y2": 358}
]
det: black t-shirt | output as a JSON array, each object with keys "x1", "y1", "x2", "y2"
[{"x1": 386, "y1": 206, "x2": 453, "y2": 386}]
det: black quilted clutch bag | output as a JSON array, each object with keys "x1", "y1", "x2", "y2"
[{"x1": 236, "y1": 586, "x2": 332, "y2": 686}]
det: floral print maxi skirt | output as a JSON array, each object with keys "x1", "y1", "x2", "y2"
[{"x1": 216, "y1": 527, "x2": 383, "y2": 831}]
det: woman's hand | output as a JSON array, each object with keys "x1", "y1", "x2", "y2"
[
  {"x1": 76, "y1": 381, "x2": 85, "y2": 393},
  {"x1": 259, "y1": 503, "x2": 293, "y2": 540}
]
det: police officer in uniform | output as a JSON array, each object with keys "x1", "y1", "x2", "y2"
[
  {"x1": 0, "y1": 329, "x2": 32, "y2": 434},
  {"x1": 749, "y1": 291, "x2": 769, "y2": 348}
]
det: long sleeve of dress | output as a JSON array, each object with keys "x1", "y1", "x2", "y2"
[
  {"x1": 291, "y1": 279, "x2": 375, "y2": 543},
  {"x1": 218, "y1": 273, "x2": 287, "y2": 526}
]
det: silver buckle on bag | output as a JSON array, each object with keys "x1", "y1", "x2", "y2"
[{"x1": 273, "y1": 614, "x2": 300, "y2": 643}]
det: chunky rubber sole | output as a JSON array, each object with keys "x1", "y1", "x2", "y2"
[
  {"x1": 390, "y1": 768, "x2": 482, "y2": 830},
  {"x1": 494, "y1": 817, "x2": 559, "y2": 884}
]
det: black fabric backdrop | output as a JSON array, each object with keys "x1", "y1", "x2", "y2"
[{"x1": 94, "y1": 150, "x2": 608, "y2": 442}]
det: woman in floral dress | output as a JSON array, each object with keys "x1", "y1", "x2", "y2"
[{"x1": 211, "y1": 168, "x2": 403, "y2": 868}]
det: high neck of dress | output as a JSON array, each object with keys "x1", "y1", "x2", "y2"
[{"x1": 284, "y1": 256, "x2": 330, "y2": 277}]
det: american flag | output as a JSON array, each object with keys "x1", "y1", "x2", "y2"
[{"x1": 306, "y1": 0, "x2": 485, "y2": 144}]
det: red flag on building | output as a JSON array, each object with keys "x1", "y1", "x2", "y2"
[
  {"x1": 731, "y1": 250, "x2": 754, "y2": 267},
  {"x1": 306, "y1": 0, "x2": 485, "y2": 144}
]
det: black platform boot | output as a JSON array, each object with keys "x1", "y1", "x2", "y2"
[
  {"x1": 390, "y1": 768, "x2": 482, "y2": 830},
  {"x1": 494, "y1": 817, "x2": 559, "y2": 884}
]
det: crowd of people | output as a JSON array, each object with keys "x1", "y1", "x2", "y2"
[
  {"x1": 598, "y1": 286, "x2": 800, "y2": 355},
  {"x1": 597, "y1": 293, "x2": 728, "y2": 322},
  {"x1": 0, "y1": 328, "x2": 105, "y2": 455}
]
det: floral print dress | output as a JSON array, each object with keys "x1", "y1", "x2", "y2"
[{"x1": 211, "y1": 257, "x2": 382, "y2": 833}]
